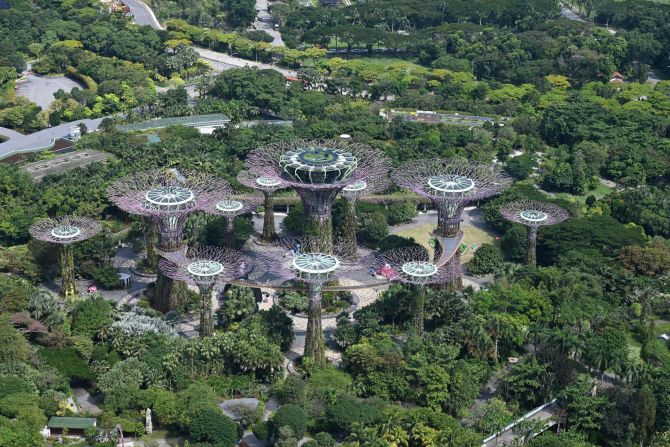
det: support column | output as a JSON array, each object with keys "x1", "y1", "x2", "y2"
[
  {"x1": 342, "y1": 197, "x2": 357, "y2": 248},
  {"x1": 261, "y1": 191, "x2": 277, "y2": 243},
  {"x1": 154, "y1": 219, "x2": 187, "y2": 313},
  {"x1": 527, "y1": 227, "x2": 538, "y2": 268},
  {"x1": 143, "y1": 217, "x2": 158, "y2": 272},
  {"x1": 412, "y1": 285, "x2": 426, "y2": 336},
  {"x1": 198, "y1": 284, "x2": 214, "y2": 337},
  {"x1": 298, "y1": 189, "x2": 337, "y2": 249},
  {"x1": 304, "y1": 283, "x2": 325, "y2": 366},
  {"x1": 435, "y1": 201, "x2": 464, "y2": 291},
  {"x1": 225, "y1": 217, "x2": 235, "y2": 249},
  {"x1": 60, "y1": 244, "x2": 77, "y2": 299}
]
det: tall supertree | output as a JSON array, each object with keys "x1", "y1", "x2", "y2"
[
  {"x1": 107, "y1": 169, "x2": 231, "y2": 312},
  {"x1": 499, "y1": 200, "x2": 569, "y2": 267},
  {"x1": 238, "y1": 170, "x2": 286, "y2": 243},
  {"x1": 199, "y1": 194, "x2": 261, "y2": 248},
  {"x1": 269, "y1": 237, "x2": 364, "y2": 365},
  {"x1": 244, "y1": 140, "x2": 390, "y2": 248},
  {"x1": 29, "y1": 216, "x2": 102, "y2": 298},
  {"x1": 376, "y1": 246, "x2": 457, "y2": 335},
  {"x1": 339, "y1": 174, "x2": 390, "y2": 248},
  {"x1": 158, "y1": 246, "x2": 252, "y2": 337},
  {"x1": 393, "y1": 158, "x2": 512, "y2": 289}
]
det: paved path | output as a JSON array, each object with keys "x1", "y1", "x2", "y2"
[
  {"x1": 0, "y1": 118, "x2": 104, "y2": 160},
  {"x1": 0, "y1": 126, "x2": 23, "y2": 141},
  {"x1": 16, "y1": 74, "x2": 83, "y2": 110},
  {"x1": 559, "y1": 4, "x2": 585, "y2": 21},
  {"x1": 482, "y1": 401, "x2": 558, "y2": 447},
  {"x1": 194, "y1": 47, "x2": 297, "y2": 77},
  {"x1": 252, "y1": 0, "x2": 283, "y2": 46},
  {"x1": 123, "y1": 0, "x2": 163, "y2": 29},
  {"x1": 72, "y1": 388, "x2": 103, "y2": 416}
]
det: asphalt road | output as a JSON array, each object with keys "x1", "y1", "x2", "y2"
[
  {"x1": 123, "y1": 0, "x2": 162, "y2": 29},
  {"x1": 194, "y1": 47, "x2": 297, "y2": 76},
  {"x1": 16, "y1": 75, "x2": 84, "y2": 110},
  {"x1": 252, "y1": 0, "x2": 283, "y2": 46}
]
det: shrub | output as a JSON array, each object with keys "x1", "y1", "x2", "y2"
[
  {"x1": 272, "y1": 404, "x2": 307, "y2": 439},
  {"x1": 251, "y1": 420, "x2": 270, "y2": 440},
  {"x1": 324, "y1": 396, "x2": 380, "y2": 433},
  {"x1": 91, "y1": 265, "x2": 122, "y2": 289},
  {"x1": 468, "y1": 243, "x2": 503, "y2": 275},
  {"x1": 38, "y1": 346, "x2": 95, "y2": 385},
  {"x1": 501, "y1": 225, "x2": 528, "y2": 262},
  {"x1": 218, "y1": 286, "x2": 257, "y2": 327},
  {"x1": 387, "y1": 200, "x2": 418, "y2": 225},
  {"x1": 314, "y1": 431, "x2": 335, "y2": 446},
  {"x1": 278, "y1": 290, "x2": 308, "y2": 313},
  {"x1": 189, "y1": 407, "x2": 238, "y2": 446},
  {"x1": 0, "y1": 376, "x2": 34, "y2": 398},
  {"x1": 71, "y1": 295, "x2": 113, "y2": 337}
]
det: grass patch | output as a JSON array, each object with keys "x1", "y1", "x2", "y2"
[
  {"x1": 395, "y1": 221, "x2": 498, "y2": 262},
  {"x1": 554, "y1": 181, "x2": 613, "y2": 204},
  {"x1": 38, "y1": 346, "x2": 95, "y2": 386}
]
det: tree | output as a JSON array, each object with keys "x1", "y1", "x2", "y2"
[
  {"x1": 558, "y1": 377, "x2": 609, "y2": 434},
  {"x1": 0, "y1": 315, "x2": 30, "y2": 364},
  {"x1": 189, "y1": 407, "x2": 238, "y2": 446},
  {"x1": 272, "y1": 404, "x2": 307, "y2": 439},
  {"x1": 633, "y1": 386, "x2": 656, "y2": 447},
  {"x1": 469, "y1": 398, "x2": 513, "y2": 439},
  {"x1": 324, "y1": 396, "x2": 380, "y2": 434},
  {"x1": 501, "y1": 357, "x2": 554, "y2": 409},
  {"x1": 386, "y1": 201, "x2": 418, "y2": 225},
  {"x1": 468, "y1": 244, "x2": 503, "y2": 275},
  {"x1": 501, "y1": 225, "x2": 528, "y2": 263},
  {"x1": 71, "y1": 295, "x2": 113, "y2": 337}
]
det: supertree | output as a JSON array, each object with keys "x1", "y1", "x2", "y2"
[
  {"x1": 238, "y1": 170, "x2": 286, "y2": 243},
  {"x1": 29, "y1": 216, "x2": 102, "y2": 298},
  {"x1": 199, "y1": 194, "x2": 261, "y2": 248},
  {"x1": 339, "y1": 174, "x2": 390, "y2": 248},
  {"x1": 499, "y1": 200, "x2": 569, "y2": 267},
  {"x1": 268, "y1": 237, "x2": 365, "y2": 365},
  {"x1": 392, "y1": 158, "x2": 512, "y2": 289},
  {"x1": 158, "y1": 246, "x2": 252, "y2": 337},
  {"x1": 376, "y1": 246, "x2": 458, "y2": 335},
  {"x1": 244, "y1": 140, "x2": 390, "y2": 248},
  {"x1": 107, "y1": 169, "x2": 231, "y2": 312}
]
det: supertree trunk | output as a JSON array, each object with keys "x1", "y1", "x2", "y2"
[
  {"x1": 225, "y1": 217, "x2": 235, "y2": 249},
  {"x1": 60, "y1": 245, "x2": 77, "y2": 298},
  {"x1": 299, "y1": 189, "x2": 337, "y2": 250},
  {"x1": 447, "y1": 251, "x2": 463, "y2": 290},
  {"x1": 527, "y1": 227, "x2": 538, "y2": 268},
  {"x1": 342, "y1": 197, "x2": 357, "y2": 247},
  {"x1": 143, "y1": 217, "x2": 158, "y2": 272},
  {"x1": 198, "y1": 284, "x2": 214, "y2": 337},
  {"x1": 436, "y1": 202, "x2": 464, "y2": 238},
  {"x1": 412, "y1": 285, "x2": 426, "y2": 336},
  {"x1": 154, "y1": 224, "x2": 187, "y2": 313},
  {"x1": 261, "y1": 191, "x2": 277, "y2": 243},
  {"x1": 304, "y1": 283, "x2": 325, "y2": 366}
]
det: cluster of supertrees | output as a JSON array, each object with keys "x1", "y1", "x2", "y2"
[{"x1": 26, "y1": 139, "x2": 571, "y2": 363}]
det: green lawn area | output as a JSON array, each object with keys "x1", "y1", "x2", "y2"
[
  {"x1": 395, "y1": 222, "x2": 498, "y2": 263},
  {"x1": 552, "y1": 181, "x2": 613, "y2": 204}
]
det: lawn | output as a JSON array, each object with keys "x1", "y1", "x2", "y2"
[
  {"x1": 395, "y1": 222, "x2": 498, "y2": 263},
  {"x1": 554, "y1": 181, "x2": 613, "y2": 204}
]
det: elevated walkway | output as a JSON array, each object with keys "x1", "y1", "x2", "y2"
[{"x1": 482, "y1": 399, "x2": 558, "y2": 447}]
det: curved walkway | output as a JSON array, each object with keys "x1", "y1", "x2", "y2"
[
  {"x1": 0, "y1": 126, "x2": 24, "y2": 141},
  {"x1": 123, "y1": 0, "x2": 162, "y2": 29},
  {"x1": 0, "y1": 118, "x2": 104, "y2": 160}
]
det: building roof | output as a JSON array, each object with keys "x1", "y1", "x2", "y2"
[{"x1": 47, "y1": 417, "x2": 96, "y2": 429}]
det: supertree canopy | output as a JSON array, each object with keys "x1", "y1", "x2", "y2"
[
  {"x1": 269, "y1": 236, "x2": 363, "y2": 365},
  {"x1": 238, "y1": 170, "x2": 286, "y2": 243},
  {"x1": 159, "y1": 246, "x2": 252, "y2": 337},
  {"x1": 107, "y1": 168, "x2": 231, "y2": 312},
  {"x1": 500, "y1": 200, "x2": 569, "y2": 267},
  {"x1": 375, "y1": 246, "x2": 457, "y2": 335},
  {"x1": 29, "y1": 216, "x2": 102, "y2": 298},
  {"x1": 393, "y1": 158, "x2": 512, "y2": 290},
  {"x1": 392, "y1": 158, "x2": 513, "y2": 238},
  {"x1": 244, "y1": 140, "x2": 390, "y2": 247},
  {"x1": 199, "y1": 194, "x2": 261, "y2": 248}
]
